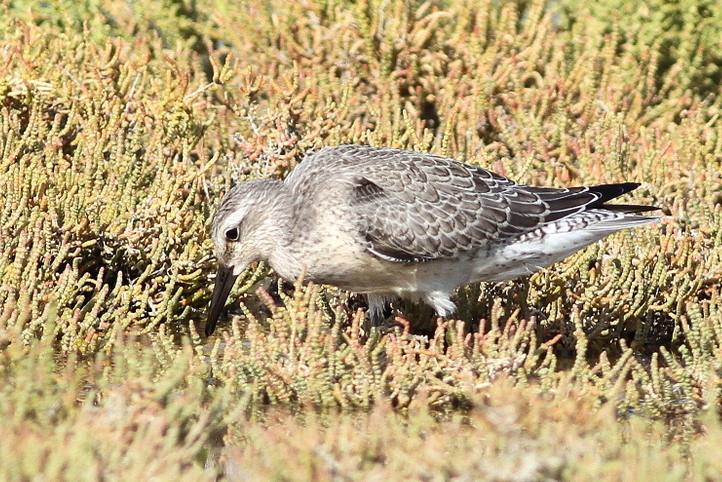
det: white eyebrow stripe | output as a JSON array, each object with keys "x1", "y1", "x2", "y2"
[{"x1": 222, "y1": 208, "x2": 248, "y2": 233}]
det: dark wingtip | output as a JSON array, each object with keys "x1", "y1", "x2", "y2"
[
  {"x1": 597, "y1": 204, "x2": 662, "y2": 214},
  {"x1": 588, "y1": 182, "x2": 640, "y2": 204},
  {"x1": 587, "y1": 182, "x2": 661, "y2": 213}
]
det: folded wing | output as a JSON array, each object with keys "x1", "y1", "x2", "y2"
[{"x1": 349, "y1": 152, "x2": 649, "y2": 263}]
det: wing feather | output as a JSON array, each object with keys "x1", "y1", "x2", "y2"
[{"x1": 288, "y1": 145, "x2": 648, "y2": 263}]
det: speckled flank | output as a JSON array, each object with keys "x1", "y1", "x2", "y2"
[{"x1": 206, "y1": 145, "x2": 659, "y2": 333}]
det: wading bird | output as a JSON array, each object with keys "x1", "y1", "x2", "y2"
[{"x1": 205, "y1": 145, "x2": 658, "y2": 336}]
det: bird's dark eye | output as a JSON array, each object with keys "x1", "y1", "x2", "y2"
[{"x1": 225, "y1": 227, "x2": 240, "y2": 241}]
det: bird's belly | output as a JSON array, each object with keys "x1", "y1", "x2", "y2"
[{"x1": 305, "y1": 251, "x2": 477, "y2": 299}]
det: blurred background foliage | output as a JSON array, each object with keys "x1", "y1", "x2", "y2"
[{"x1": 1, "y1": 0, "x2": 722, "y2": 479}]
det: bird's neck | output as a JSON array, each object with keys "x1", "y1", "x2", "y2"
[
  {"x1": 261, "y1": 182, "x2": 304, "y2": 282},
  {"x1": 268, "y1": 248, "x2": 304, "y2": 283}
]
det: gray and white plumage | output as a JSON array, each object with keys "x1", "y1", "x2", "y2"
[{"x1": 205, "y1": 145, "x2": 659, "y2": 335}]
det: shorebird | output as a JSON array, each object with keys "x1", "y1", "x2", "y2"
[{"x1": 205, "y1": 145, "x2": 658, "y2": 336}]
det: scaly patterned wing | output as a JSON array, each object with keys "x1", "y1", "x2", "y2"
[{"x1": 344, "y1": 148, "x2": 625, "y2": 262}]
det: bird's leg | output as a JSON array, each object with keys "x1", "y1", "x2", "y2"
[{"x1": 366, "y1": 294, "x2": 391, "y2": 327}]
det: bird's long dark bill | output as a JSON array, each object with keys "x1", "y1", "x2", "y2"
[{"x1": 205, "y1": 265, "x2": 238, "y2": 336}]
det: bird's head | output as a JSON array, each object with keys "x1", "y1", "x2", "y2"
[{"x1": 206, "y1": 179, "x2": 288, "y2": 335}]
